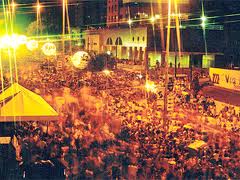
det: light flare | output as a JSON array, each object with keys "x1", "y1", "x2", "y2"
[
  {"x1": 145, "y1": 81, "x2": 157, "y2": 93},
  {"x1": 26, "y1": 40, "x2": 38, "y2": 51}
]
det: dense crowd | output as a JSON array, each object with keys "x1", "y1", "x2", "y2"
[
  {"x1": 173, "y1": 79, "x2": 240, "y2": 133},
  {"x1": 0, "y1": 60, "x2": 239, "y2": 179}
]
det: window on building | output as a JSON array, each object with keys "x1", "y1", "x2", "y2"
[
  {"x1": 115, "y1": 37, "x2": 123, "y2": 45},
  {"x1": 142, "y1": 36, "x2": 145, "y2": 41},
  {"x1": 106, "y1": 37, "x2": 113, "y2": 45},
  {"x1": 137, "y1": 37, "x2": 140, "y2": 41},
  {"x1": 132, "y1": 37, "x2": 134, "y2": 42}
]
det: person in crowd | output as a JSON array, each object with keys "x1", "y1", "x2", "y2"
[{"x1": 1, "y1": 59, "x2": 238, "y2": 179}]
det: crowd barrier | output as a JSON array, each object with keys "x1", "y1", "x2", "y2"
[{"x1": 209, "y1": 68, "x2": 240, "y2": 91}]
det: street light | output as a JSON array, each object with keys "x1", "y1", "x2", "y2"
[
  {"x1": 106, "y1": 51, "x2": 111, "y2": 55},
  {"x1": 150, "y1": 16, "x2": 155, "y2": 23},
  {"x1": 128, "y1": 19, "x2": 133, "y2": 26},
  {"x1": 201, "y1": 15, "x2": 207, "y2": 28},
  {"x1": 11, "y1": 1, "x2": 16, "y2": 11},
  {"x1": 36, "y1": 3, "x2": 42, "y2": 11},
  {"x1": 103, "y1": 69, "x2": 111, "y2": 76},
  {"x1": 145, "y1": 81, "x2": 157, "y2": 93}
]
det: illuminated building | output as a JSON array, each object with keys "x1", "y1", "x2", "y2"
[
  {"x1": 107, "y1": 0, "x2": 190, "y2": 27},
  {"x1": 107, "y1": 0, "x2": 123, "y2": 27},
  {"x1": 84, "y1": 0, "x2": 240, "y2": 69},
  {"x1": 84, "y1": 26, "x2": 223, "y2": 68}
]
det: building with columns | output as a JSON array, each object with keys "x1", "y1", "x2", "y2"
[
  {"x1": 84, "y1": 26, "x2": 224, "y2": 69},
  {"x1": 85, "y1": 27, "x2": 147, "y2": 62},
  {"x1": 83, "y1": 0, "x2": 229, "y2": 69}
]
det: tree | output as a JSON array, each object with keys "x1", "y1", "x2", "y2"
[
  {"x1": 26, "y1": 21, "x2": 46, "y2": 36},
  {"x1": 88, "y1": 53, "x2": 116, "y2": 72}
]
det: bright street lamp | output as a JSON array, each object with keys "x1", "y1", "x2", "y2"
[
  {"x1": 106, "y1": 51, "x2": 111, "y2": 55},
  {"x1": 145, "y1": 81, "x2": 157, "y2": 93},
  {"x1": 36, "y1": 3, "x2": 42, "y2": 11},
  {"x1": 103, "y1": 69, "x2": 111, "y2": 76},
  {"x1": 11, "y1": 2, "x2": 16, "y2": 10},
  {"x1": 128, "y1": 19, "x2": 133, "y2": 25},
  {"x1": 201, "y1": 15, "x2": 207, "y2": 28},
  {"x1": 150, "y1": 16, "x2": 155, "y2": 23}
]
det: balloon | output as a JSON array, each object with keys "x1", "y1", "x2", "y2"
[
  {"x1": 71, "y1": 51, "x2": 90, "y2": 69},
  {"x1": 18, "y1": 35, "x2": 27, "y2": 45},
  {"x1": 26, "y1": 40, "x2": 38, "y2": 51},
  {"x1": 42, "y1": 42, "x2": 56, "y2": 56}
]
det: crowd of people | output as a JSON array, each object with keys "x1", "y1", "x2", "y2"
[
  {"x1": 173, "y1": 79, "x2": 240, "y2": 133},
  {"x1": 0, "y1": 58, "x2": 239, "y2": 179}
]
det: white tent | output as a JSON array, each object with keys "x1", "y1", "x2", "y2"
[{"x1": 0, "y1": 83, "x2": 58, "y2": 122}]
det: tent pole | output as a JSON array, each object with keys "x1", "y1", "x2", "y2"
[{"x1": 47, "y1": 121, "x2": 49, "y2": 134}]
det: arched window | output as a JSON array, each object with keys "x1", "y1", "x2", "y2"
[
  {"x1": 106, "y1": 37, "x2": 113, "y2": 45},
  {"x1": 115, "y1": 37, "x2": 123, "y2": 45}
]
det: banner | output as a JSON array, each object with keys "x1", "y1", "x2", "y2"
[
  {"x1": 209, "y1": 68, "x2": 240, "y2": 91},
  {"x1": 214, "y1": 100, "x2": 240, "y2": 116}
]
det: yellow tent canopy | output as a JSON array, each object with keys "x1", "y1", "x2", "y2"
[{"x1": 0, "y1": 83, "x2": 58, "y2": 122}]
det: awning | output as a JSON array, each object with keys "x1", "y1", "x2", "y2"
[{"x1": 0, "y1": 83, "x2": 58, "y2": 122}]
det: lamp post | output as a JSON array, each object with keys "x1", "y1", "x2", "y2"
[
  {"x1": 62, "y1": 0, "x2": 66, "y2": 54},
  {"x1": 128, "y1": 19, "x2": 133, "y2": 26},
  {"x1": 201, "y1": 15, "x2": 207, "y2": 29},
  {"x1": 36, "y1": 2, "x2": 42, "y2": 37},
  {"x1": 163, "y1": 0, "x2": 172, "y2": 131}
]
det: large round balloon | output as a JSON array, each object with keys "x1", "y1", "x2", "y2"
[
  {"x1": 42, "y1": 42, "x2": 56, "y2": 56},
  {"x1": 71, "y1": 51, "x2": 90, "y2": 69},
  {"x1": 0, "y1": 35, "x2": 19, "y2": 48},
  {"x1": 18, "y1": 35, "x2": 27, "y2": 45},
  {"x1": 26, "y1": 40, "x2": 38, "y2": 51}
]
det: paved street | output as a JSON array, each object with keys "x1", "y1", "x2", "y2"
[
  {"x1": 117, "y1": 63, "x2": 144, "y2": 72},
  {"x1": 202, "y1": 85, "x2": 240, "y2": 106}
]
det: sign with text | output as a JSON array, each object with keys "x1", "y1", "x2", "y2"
[{"x1": 209, "y1": 68, "x2": 240, "y2": 91}]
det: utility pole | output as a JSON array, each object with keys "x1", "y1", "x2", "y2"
[
  {"x1": 163, "y1": 0, "x2": 172, "y2": 131},
  {"x1": 62, "y1": 0, "x2": 65, "y2": 55}
]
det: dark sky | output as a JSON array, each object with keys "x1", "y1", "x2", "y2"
[
  {"x1": 1, "y1": 0, "x2": 240, "y2": 34},
  {"x1": 0, "y1": 0, "x2": 81, "y2": 33}
]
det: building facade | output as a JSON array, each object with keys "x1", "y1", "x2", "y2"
[
  {"x1": 107, "y1": 0, "x2": 123, "y2": 27},
  {"x1": 85, "y1": 27, "x2": 147, "y2": 62},
  {"x1": 84, "y1": 26, "x2": 223, "y2": 69},
  {"x1": 107, "y1": 0, "x2": 190, "y2": 27},
  {"x1": 83, "y1": 1, "x2": 240, "y2": 69}
]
